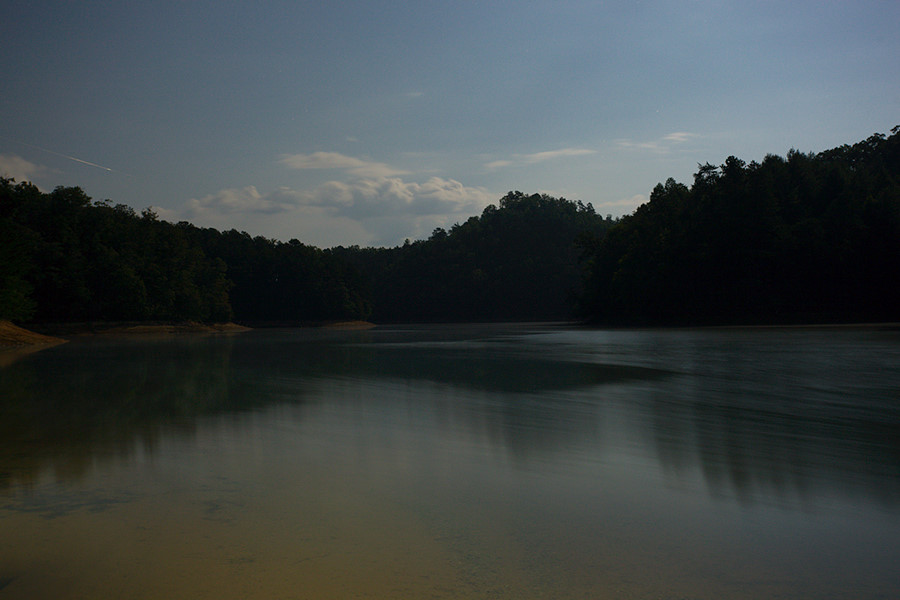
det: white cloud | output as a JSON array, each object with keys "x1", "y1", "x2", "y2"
[
  {"x1": 617, "y1": 132, "x2": 700, "y2": 153},
  {"x1": 206, "y1": 151, "x2": 497, "y2": 244},
  {"x1": 184, "y1": 186, "x2": 295, "y2": 217},
  {"x1": 0, "y1": 154, "x2": 46, "y2": 183},
  {"x1": 522, "y1": 148, "x2": 597, "y2": 163},
  {"x1": 173, "y1": 176, "x2": 496, "y2": 247},
  {"x1": 616, "y1": 140, "x2": 665, "y2": 151},
  {"x1": 485, "y1": 147, "x2": 596, "y2": 169},
  {"x1": 279, "y1": 151, "x2": 408, "y2": 178},
  {"x1": 662, "y1": 131, "x2": 698, "y2": 143},
  {"x1": 292, "y1": 176, "x2": 492, "y2": 219}
]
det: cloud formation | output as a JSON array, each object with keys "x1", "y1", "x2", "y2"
[
  {"x1": 178, "y1": 174, "x2": 495, "y2": 247},
  {"x1": 303, "y1": 176, "x2": 491, "y2": 218},
  {"x1": 184, "y1": 186, "x2": 296, "y2": 217},
  {"x1": 0, "y1": 154, "x2": 46, "y2": 184},
  {"x1": 661, "y1": 132, "x2": 698, "y2": 143},
  {"x1": 616, "y1": 132, "x2": 700, "y2": 153},
  {"x1": 486, "y1": 148, "x2": 596, "y2": 170},
  {"x1": 279, "y1": 152, "x2": 408, "y2": 178}
]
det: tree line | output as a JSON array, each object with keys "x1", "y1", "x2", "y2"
[
  {"x1": 578, "y1": 127, "x2": 900, "y2": 324},
  {"x1": 334, "y1": 192, "x2": 616, "y2": 322},
  {"x1": 3, "y1": 127, "x2": 898, "y2": 327},
  {"x1": 1, "y1": 183, "x2": 611, "y2": 325},
  {"x1": 0, "y1": 181, "x2": 370, "y2": 324}
]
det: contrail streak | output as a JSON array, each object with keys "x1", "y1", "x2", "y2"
[{"x1": 0, "y1": 135, "x2": 117, "y2": 172}]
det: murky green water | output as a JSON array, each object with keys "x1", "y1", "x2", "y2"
[{"x1": 2, "y1": 324, "x2": 899, "y2": 599}]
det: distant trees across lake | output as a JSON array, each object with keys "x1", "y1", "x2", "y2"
[
  {"x1": 0, "y1": 181, "x2": 367, "y2": 324},
  {"x1": 0, "y1": 182, "x2": 611, "y2": 325},
  {"x1": 579, "y1": 127, "x2": 900, "y2": 325},
  {"x1": 0, "y1": 183, "x2": 233, "y2": 324},
  {"x1": 333, "y1": 192, "x2": 616, "y2": 322},
  {"x1": 2, "y1": 128, "x2": 898, "y2": 326}
]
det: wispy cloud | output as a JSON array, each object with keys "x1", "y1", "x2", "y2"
[
  {"x1": 0, "y1": 154, "x2": 47, "y2": 183},
  {"x1": 617, "y1": 131, "x2": 700, "y2": 153},
  {"x1": 184, "y1": 186, "x2": 294, "y2": 217},
  {"x1": 302, "y1": 176, "x2": 492, "y2": 219},
  {"x1": 279, "y1": 152, "x2": 408, "y2": 178},
  {"x1": 522, "y1": 148, "x2": 597, "y2": 163},
  {"x1": 177, "y1": 150, "x2": 501, "y2": 245},
  {"x1": 177, "y1": 176, "x2": 495, "y2": 247},
  {"x1": 661, "y1": 131, "x2": 698, "y2": 143},
  {"x1": 485, "y1": 147, "x2": 596, "y2": 170}
]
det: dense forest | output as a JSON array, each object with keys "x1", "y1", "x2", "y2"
[
  {"x1": 2, "y1": 128, "x2": 898, "y2": 327},
  {"x1": 0, "y1": 183, "x2": 231, "y2": 324},
  {"x1": 0, "y1": 183, "x2": 609, "y2": 325},
  {"x1": 579, "y1": 127, "x2": 900, "y2": 324},
  {"x1": 334, "y1": 192, "x2": 616, "y2": 322},
  {"x1": 0, "y1": 180, "x2": 369, "y2": 325}
]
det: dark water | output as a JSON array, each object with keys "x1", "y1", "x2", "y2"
[{"x1": 1, "y1": 324, "x2": 899, "y2": 599}]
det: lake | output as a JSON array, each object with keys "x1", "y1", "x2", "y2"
[{"x1": 1, "y1": 324, "x2": 899, "y2": 599}]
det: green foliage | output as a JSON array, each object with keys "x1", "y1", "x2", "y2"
[
  {"x1": 7, "y1": 127, "x2": 895, "y2": 328},
  {"x1": 335, "y1": 192, "x2": 616, "y2": 322},
  {"x1": 0, "y1": 180, "x2": 41, "y2": 320},
  {"x1": 0, "y1": 179, "x2": 373, "y2": 325},
  {"x1": 0, "y1": 180, "x2": 232, "y2": 323},
  {"x1": 195, "y1": 230, "x2": 371, "y2": 323},
  {"x1": 579, "y1": 128, "x2": 900, "y2": 325}
]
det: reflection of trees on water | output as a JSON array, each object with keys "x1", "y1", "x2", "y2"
[
  {"x1": 0, "y1": 336, "x2": 250, "y2": 490},
  {"x1": 4, "y1": 326, "x2": 899, "y2": 511},
  {"x1": 328, "y1": 343, "x2": 664, "y2": 392},
  {"x1": 305, "y1": 336, "x2": 669, "y2": 464},
  {"x1": 347, "y1": 328, "x2": 900, "y2": 510},
  {"x1": 648, "y1": 376, "x2": 900, "y2": 510}
]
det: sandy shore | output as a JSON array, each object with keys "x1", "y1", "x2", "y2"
[
  {"x1": 0, "y1": 320, "x2": 254, "y2": 349},
  {"x1": 0, "y1": 321, "x2": 69, "y2": 366},
  {"x1": 1, "y1": 319, "x2": 378, "y2": 348},
  {"x1": 0, "y1": 320, "x2": 68, "y2": 348},
  {"x1": 83, "y1": 322, "x2": 253, "y2": 336}
]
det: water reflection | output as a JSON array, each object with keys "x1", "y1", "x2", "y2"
[
  {"x1": 2, "y1": 325, "x2": 899, "y2": 512},
  {"x1": 3, "y1": 325, "x2": 900, "y2": 599},
  {"x1": 0, "y1": 335, "x2": 246, "y2": 490},
  {"x1": 636, "y1": 329, "x2": 900, "y2": 509}
]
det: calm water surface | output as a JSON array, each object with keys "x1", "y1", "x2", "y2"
[{"x1": 1, "y1": 324, "x2": 899, "y2": 599}]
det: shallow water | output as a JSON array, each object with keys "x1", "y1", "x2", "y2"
[{"x1": 1, "y1": 324, "x2": 899, "y2": 599}]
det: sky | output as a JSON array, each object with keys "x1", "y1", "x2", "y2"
[{"x1": 2, "y1": 1, "x2": 898, "y2": 248}]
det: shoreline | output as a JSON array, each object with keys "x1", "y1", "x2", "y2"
[
  {"x1": 22, "y1": 321, "x2": 253, "y2": 338},
  {"x1": 0, "y1": 320, "x2": 68, "y2": 348},
  {"x1": 0, "y1": 321, "x2": 69, "y2": 366},
  {"x1": 0, "y1": 320, "x2": 252, "y2": 349},
  {"x1": 5, "y1": 318, "x2": 896, "y2": 349},
  {"x1": 1, "y1": 319, "x2": 378, "y2": 349}
]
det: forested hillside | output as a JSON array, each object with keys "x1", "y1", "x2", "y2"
[
  {"x1": 0, "y1": 182, "x2": 232, "y2": 323},
  {"x1": 1, "y1": 183, "x2": 608, "y2": 325},
  {"x1": 4, "y1": 129, "x2": 897, "y2": 328},
  {"x1": 579, "y1": 128, "x2": 900, "y2": 325},
  {"x1": 0, "y1": 180, "x2": 370, "y2": 324},
  {"x1": 335, "y1": 192, "x2": 616, "y2": 322}
]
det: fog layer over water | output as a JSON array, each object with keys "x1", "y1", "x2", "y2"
[{"x1": 1, "y1": 324, "x2": 899, "y2": 599}]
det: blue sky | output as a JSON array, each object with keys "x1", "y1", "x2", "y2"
[{"x1": 2, "y1": 1, "x2": 898, "y2": 247}]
